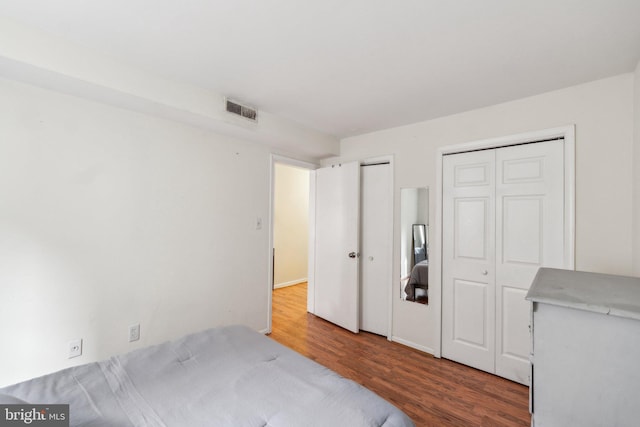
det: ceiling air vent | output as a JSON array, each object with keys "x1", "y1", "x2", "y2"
[{"x1": 225, "y1": 98, "x2": 258, "y2": 121}]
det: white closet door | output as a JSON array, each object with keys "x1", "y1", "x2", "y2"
[
  {"x1": 443, "y1": 140, "x2": 565, "y2": 384},
  {"x1": 495, "y1": 140, "x2": 564, "y2": 384},
  {"x1": 442, "y1": 150, "x2": 496, "y2": 373},
  {"x1": 314, "y1": 162, "x2": 360, "y2": 333},
  {"x1": 360, "y1": 163, "x2": 391, "y2": 336}
]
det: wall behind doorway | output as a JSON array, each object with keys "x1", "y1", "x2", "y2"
[{"x1": 273, "y1": 164, "x2": 309, "y2": 288}]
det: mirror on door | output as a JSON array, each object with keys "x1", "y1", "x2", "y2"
[{"x1": 400, "y1": 187, "x2": 429, "y2": 304}]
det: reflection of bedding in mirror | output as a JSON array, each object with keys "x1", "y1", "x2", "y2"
[
  {"x1": 405, "y1": 223, "x2": 428, "y2": 303},
  {"x1": 404, "y1": 259, "x2": 428, "y2": 303}
]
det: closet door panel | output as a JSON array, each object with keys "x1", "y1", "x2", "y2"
[
  {"x1": 360, "y1": 163, "x2": 391, "y2": 336},
  {"x1": 495, "y1": 140, "x2": 565, "y2": 384},
  {"x1": 442, "y1": 150, "x2": 496, "y2": 374},
  {"x1": 452, "y1": 278, "x2": 489, "y2": 349},
  {"x1": 314, "y1": 162, "x2": 361, "y2": 333},
  {"x1": 442, "y1": 139, "x2": 565, "y2": 384}
]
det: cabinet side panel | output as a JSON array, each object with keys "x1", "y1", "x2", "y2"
[{"x1": 533, "y1": 303, "x2": 640, "y2": 426}]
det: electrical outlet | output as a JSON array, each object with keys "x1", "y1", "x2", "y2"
[
  {"x1": 68, "y1": 339, "x2": 82, "y2": 359},
  {"x1": 129, "y1": 324, "x2": 140, "y2": 342}
]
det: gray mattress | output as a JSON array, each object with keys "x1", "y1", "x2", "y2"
[{"x1": 0, "y1": 325, "x2": 414, "y2": 427}]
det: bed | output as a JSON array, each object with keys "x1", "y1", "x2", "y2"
[{"x1": 0, "y1": 325, "x2": 414, "y2": 427}]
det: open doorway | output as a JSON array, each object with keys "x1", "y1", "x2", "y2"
[
  {"x1": 273, "y1": 163, "x2": 310, "y2": 289},
  {"x1": 267, "y1": 155, "x2": 316, "y2": 334}
]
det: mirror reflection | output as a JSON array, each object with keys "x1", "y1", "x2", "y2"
[{"x1": 400, "y1": 188, "x2": 429, "y2": 304}]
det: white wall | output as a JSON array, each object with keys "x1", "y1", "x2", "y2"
[
  {"x1": 0, "y1": 77, "x2": 271, "y2": 386},
  {"x1": 0, "y1": 17, "x2": 339, "y2": 161},
  {"x1": 338, "y1": 73, "x2": 635, "y2": 353},
  {"x1": 273, "y1": 164, "x2": 309, "y2": 287},
  {"x1": 2, "y1": 62, "x2": 637, "y2": 389},
  {"x1": 634, "y1": 61, "x2": 640, "y2": 276}
]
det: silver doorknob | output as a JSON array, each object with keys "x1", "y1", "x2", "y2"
[
  {"x1": 348, "y1": 252, "x2": 359, "y2": 258},
  {"x1": 481, "y1": 270, "x2": 488, "y2": 275}
]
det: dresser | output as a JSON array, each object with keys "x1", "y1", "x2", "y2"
[{"x1": 526, "y1": 268, "x2": 640, "y2": 427}]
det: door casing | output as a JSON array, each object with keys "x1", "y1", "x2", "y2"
[{"x1": 266, "y1": 154, "x2": 318, "y2": 334}]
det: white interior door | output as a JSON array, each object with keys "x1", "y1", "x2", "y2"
[
  {"x1": 360, "y1": 163, "x2": 391, "y2": 336},
  {"x1": 495, "y1": 140, "x2": 564, "y2": 383},
  {"x1": 314, "y1": 162, "x2": 360, "y2": 333},
  {"x1": 442, "y1": 139, "x2": 565, "y2": 384},
  {"x1": 442, "y1": 150, "x2": 496, "y2": 373}
]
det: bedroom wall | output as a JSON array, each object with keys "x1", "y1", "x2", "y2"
[
  {"x1": 0, "y1": 16, "x2": 339, "y2": 161},
  {"x1": 273, "y1": 163, "x2": 309, "y2": 287},
  {"x1": 337, "y1": 73, "x2": 635, "y2": 353},
  {"x1": 0, "y1": 77, "x2": 271, "y2": 387}
]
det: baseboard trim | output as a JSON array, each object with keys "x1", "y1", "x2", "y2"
[
  {"x1": 274, "y1": 278, "x2": 307, "y2": 289},
  {"x1": 391, "y1": 336, "x2": 435, "y2": 356}
]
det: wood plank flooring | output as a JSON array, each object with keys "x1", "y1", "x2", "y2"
[{"x1": 269, "y1": 283, "x2": 530, "y2": 427}]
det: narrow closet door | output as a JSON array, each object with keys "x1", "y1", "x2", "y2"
[
  {"x1": 360, "y1": 163, "x2": 391, "y2": 336},
  {"x1": 314, "y1": 162, "x2": 361, "y2": 333},
  {"x1": 442, "y1": 150, "x2": 496, "y2": 373},
  {"x1": 495, "y1": 140, "x2": 564, "y2": 384}
]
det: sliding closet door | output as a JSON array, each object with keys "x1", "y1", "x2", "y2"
[
  {"x1": 495, "y1": 141, "x2": 564, "y2": 383},
  {"x1": 314, "y1": 162, "x2": 361, "y2": 333},
  {"x1": 442, "y1": 150, "x2": 496, "y2": 373}
]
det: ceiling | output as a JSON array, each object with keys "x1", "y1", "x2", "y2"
[{"x1": 1, "y1": 0, "x2": 639, "y2": 139}]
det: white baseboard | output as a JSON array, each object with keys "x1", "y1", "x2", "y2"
[
  {"x1": 391, "y1": 336, "x2": 435, "y2": 356},
  {"x1": 274, "y1": 278, "x2": 307, "y2": 289}
]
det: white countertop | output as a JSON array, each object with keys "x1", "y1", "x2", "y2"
[{"x1": 526, "y1": 268, "x2": 640, "y2": 321}]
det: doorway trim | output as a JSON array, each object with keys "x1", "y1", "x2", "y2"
[
  {"x1": 433, "y1": 125, "x2": 575, "y2": 357},
  {"x1": 266, "y1": 154, "x2": 318, "y2": 334}
]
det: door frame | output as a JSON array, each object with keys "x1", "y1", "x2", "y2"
[
  {"x1": 266, "y1": 154, "x2": 318, "y2": 334},
  {"x1": 434, "y1": 125, "x2": 576, "y2": 357}
]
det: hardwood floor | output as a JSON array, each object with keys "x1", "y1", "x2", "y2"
[{"x1": 269, "y1": 283, "x2": 531, "y2": 427}]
